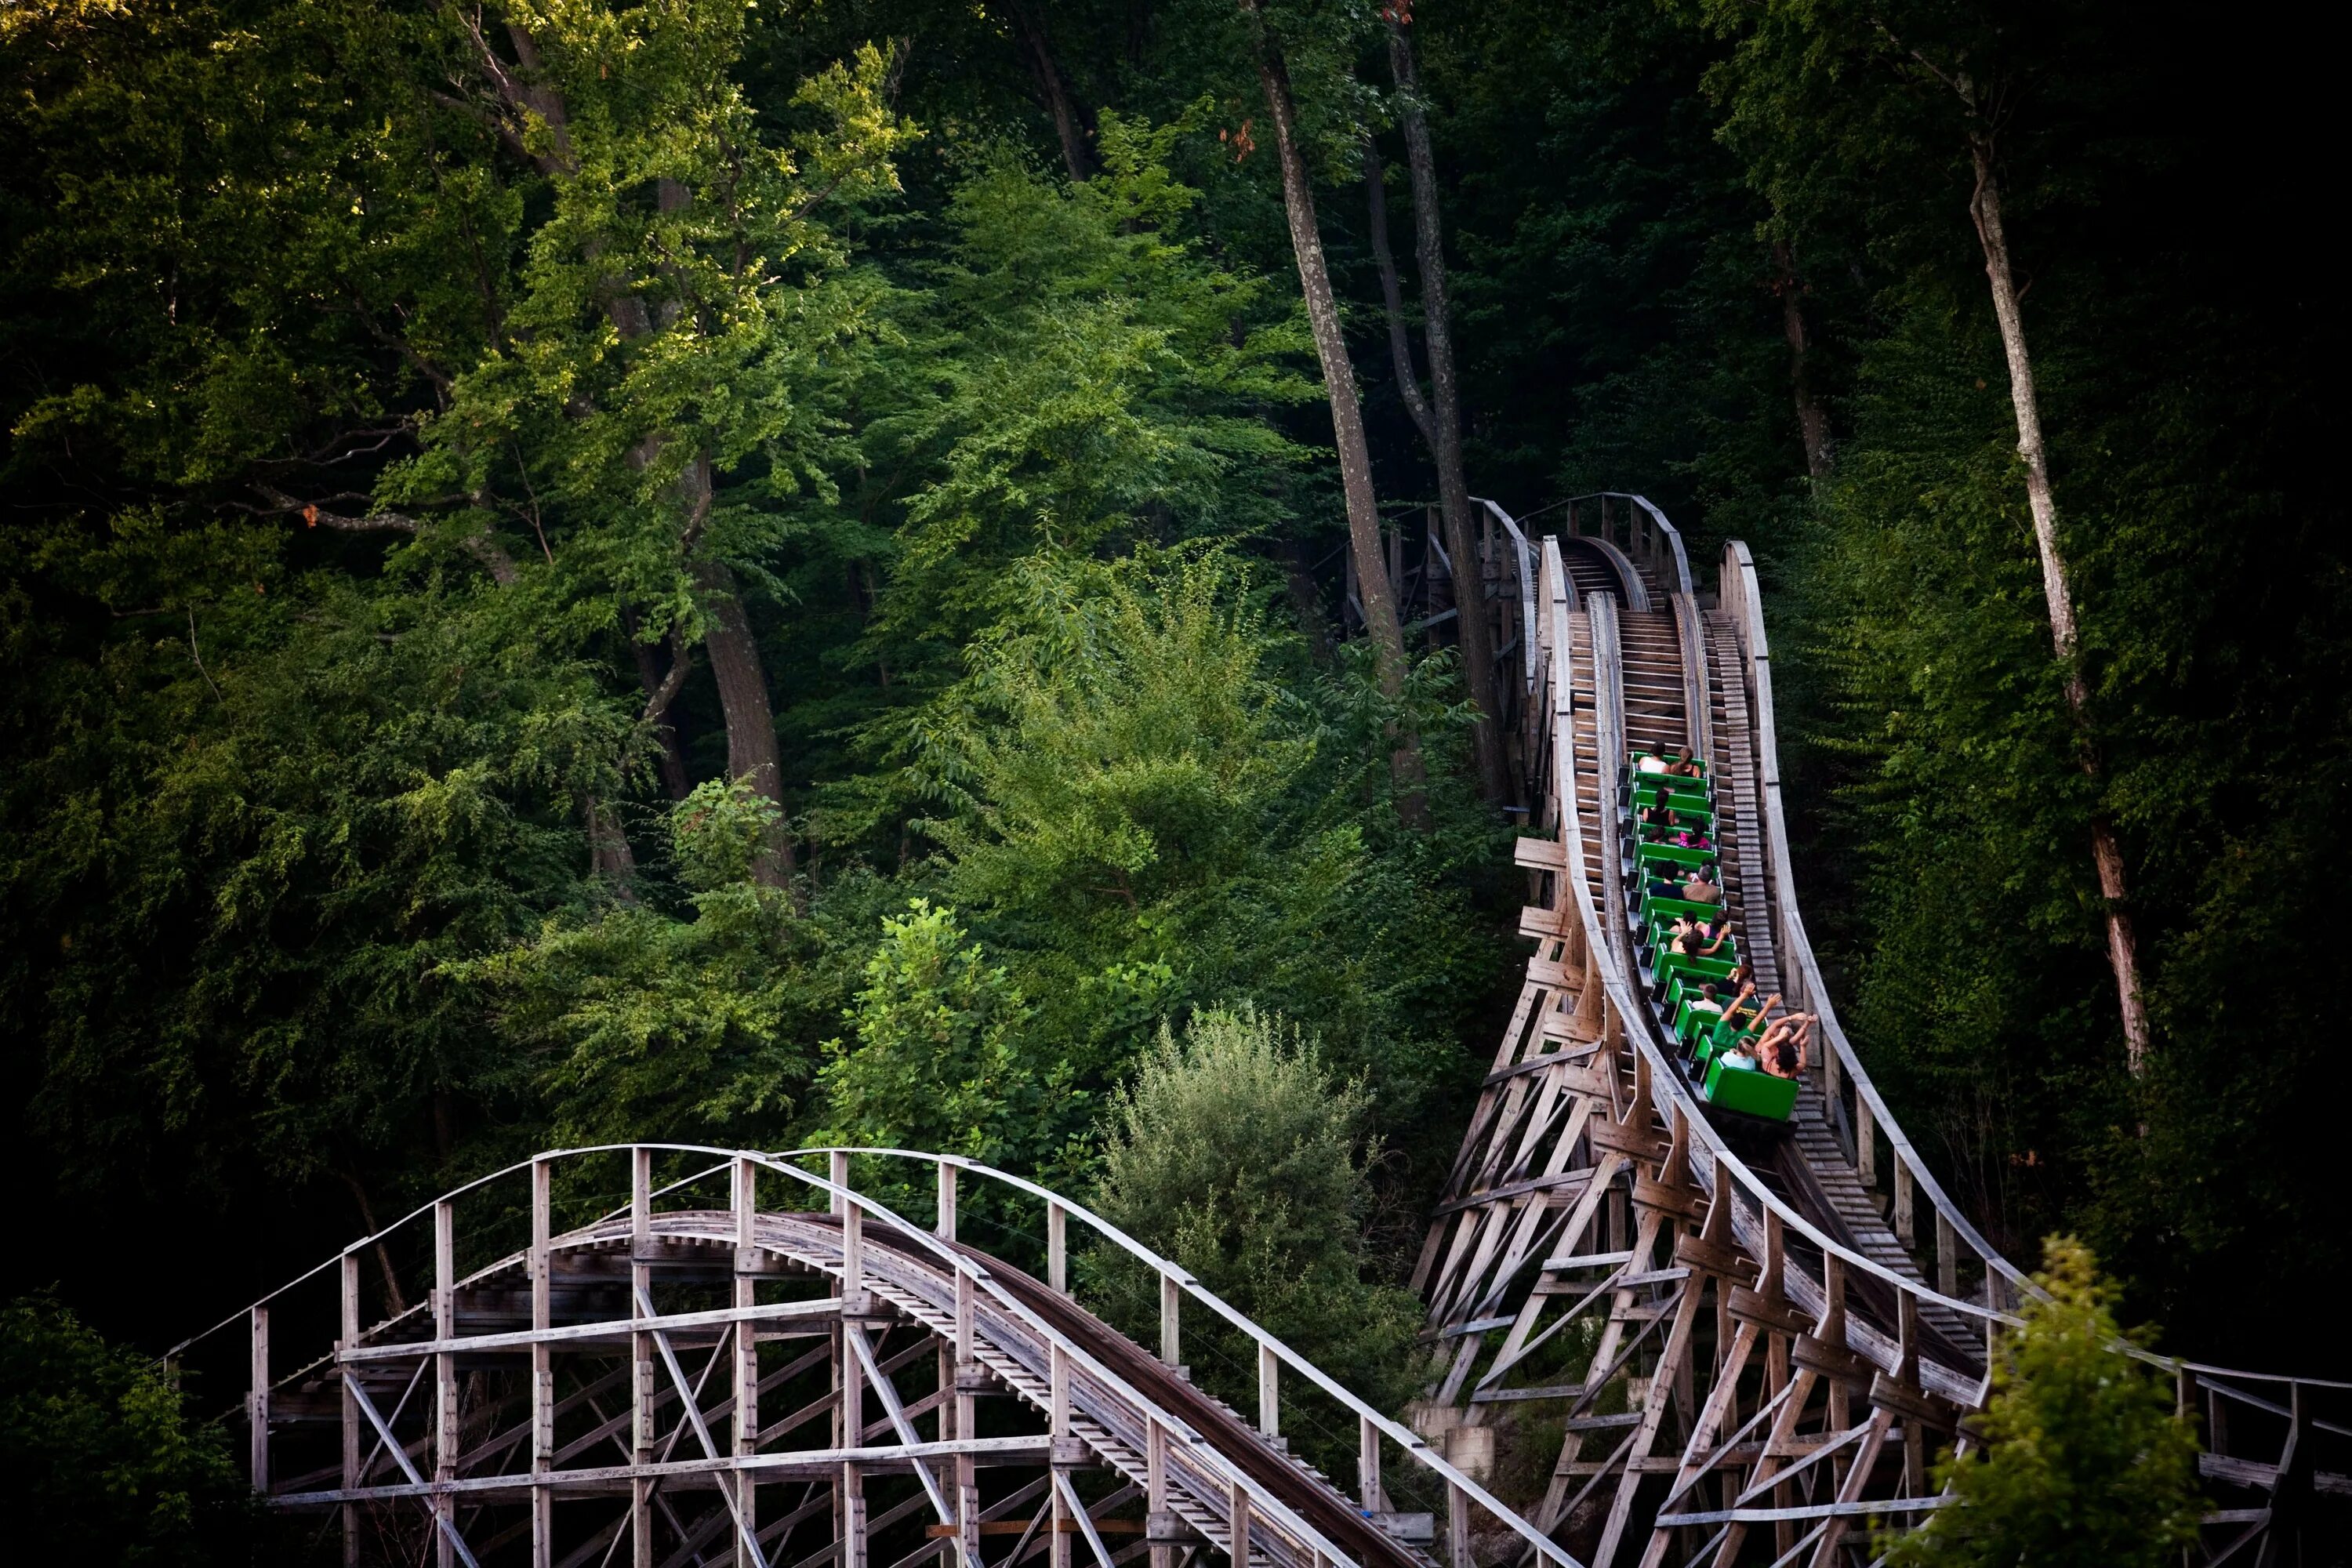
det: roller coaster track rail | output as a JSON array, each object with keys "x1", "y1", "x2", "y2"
[{"x1": 176, "y1": 500, "x2": 2344, "y2": 1568}]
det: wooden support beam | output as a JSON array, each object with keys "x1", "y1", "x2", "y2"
[
  {"x1": 274, "y1": 1436, "x2": 1059, "y2": 1508},
  {"x1": 1148, "y1": 1419, "x2": 1172, "y2": 1568},
  {"x1": 435, "y1": 1200, "x2": 458, "y2": 1568},
  {"x1": 633, "y1": 1147, "x2": 655, "y2": 1568},
  {"x1": 1160, "y1": 1274, "x2": 1181, "y2": 1369},
  {"x1": 840, "y1": 1158, "x2": 866, "y2": 1568},
  {"x1": 249, "y1": 1305, "x2": 270, "y2": 1494},
  {"x1": 341, "y1": 1251, "x2": 361, "y2": 1567},
  {"x1": 532, "y1": 1156, "x2": 554, "y2": 1568},
  {"x1": 1049, "y1": 1345, "x2": 1070, "y2": 1568},
  {"x1": 737, "y1": 1156, "x2": 763, "y2": 1568},
  {"x1": 954, "y1": 1270, "x2": 980, "y2": 1568}
]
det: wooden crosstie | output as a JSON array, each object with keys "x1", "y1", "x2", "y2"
[{"x1": 1414, "y1": 497, "x2": 2350, "y2": 1567}]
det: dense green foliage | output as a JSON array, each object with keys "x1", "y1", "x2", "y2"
[
  {"x1": 0, "y1": 1297, "x2": 271, "y2": 1562},
  {"x1": 0, "y1": 8, "x2": 2342, "y2": 1542},
  {"x1": 1094, "y1": 1006, "x2": 1423, "y2": 1395},
  {"x1": 1884, "y1": 1239, "x2": 2201, "y2": 1568},
  {"x1": 1088, "y1": 1006, "x2": 1425, "y2": 1479}
]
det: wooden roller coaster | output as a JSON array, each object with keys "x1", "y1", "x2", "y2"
[
  {"x1": 174, "y1": 501, "x2": 2344, "y2": 1566},
  {"x1": 1411, "y1": 495, "x2": 2349, "y2": 1567}
]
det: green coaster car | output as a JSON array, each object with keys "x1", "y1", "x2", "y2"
[
  {"x1": 1672, "y1": 996, "x2": 1730, "y2": 1044},
  {"x1": 1653, "y1": 951, "x2": 1739, "y2": 989},
  {"x1": 1650, "y1": 925, "x2": 1737, "y2": 971},
  {"x1": 1630, "y1": 752, "x2": 1708, "y2": 781},
  {"x1": 1632, "y1": 780, "x2": 1711, "y2": 815},
  {"x1": 1665, "y1": 972, "x2": 1748, "y2": 1020},
  {"x1": 1628, "y1": 818, "x2": 1722, "y2": 841},
  {"x1": 1702, "y1": 1054, "x2": 1798, "y2": 1121},
  {"x1": 1642, "y1": 890, "x2": 1728, "y2": 924},
  {"x1": 1636, "y1": 840, "x2": 1717, "y2": 869}
]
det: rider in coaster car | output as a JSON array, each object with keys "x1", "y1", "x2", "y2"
[
  {"x1": 1650, "y1": 859, "x2": 1721, "y2": 904},
  {"x1": 1719, "y1": 976, "x2": 1776, "y2": 1030},
  {"x1": 1636, "y1": 750, "x2": 1671, "y2": 775},
  {"x1": 1755, "y1": 1013, "x2": 1817, "y2": 1079},
  {"x1": 1666, "y1": 913, "x2": 1732, "y2": 957},
  {"x1": 1680, "y1": 863, "x2": 1722, "y2": 905},
  {"x1": 1665, "y1": 746, "x2": 1703, "y2": 779}
]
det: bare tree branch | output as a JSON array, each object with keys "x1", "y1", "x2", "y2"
[{"x1": 256, "y1": 486, "x2": 520, "y2": 586}]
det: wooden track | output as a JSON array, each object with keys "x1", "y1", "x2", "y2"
[
  {"x1": 183, "y1": 1147, "x2": 1566, "y2": 1568},
  {"x1": 1421, "y1": 496, "x2": 2350, "y2": 1567}
]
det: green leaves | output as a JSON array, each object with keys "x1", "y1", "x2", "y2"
[
  {"x1": 815, "y1": 898, "x2": 1044, "y2": 1166},
  {"x1": 0, "y1": 1296, "x2": 266, "y2": 1564},
  {"x1": 1091, "y1": 1005, "x2": 1425, "y2": 1421},
  {"x1": 1884, "y1": 1239, "x2": 2201, "y2": 1568},
  {"x1": 672, "y1": 776, "x2": 789, "y2": 890}
]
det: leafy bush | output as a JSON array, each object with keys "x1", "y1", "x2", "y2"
[
  {"x1": 1883, "y1": 1238, "x2": 2201, "y2": 1568},
  {"x1": 1092, "y1": 1007, "x2": 1425, "y2": 1416},
  {"x1": 0, "y1": 1296, "x2": 264, "y2": 1563}
]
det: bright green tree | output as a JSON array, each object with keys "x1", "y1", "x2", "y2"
[
  {"x1": 1093, "y1": 1006, "x2": 1423, "y2": 1413},
  {"x1": 815, "y1": 899, "x2": 1048, "y2": 1167},
  {"x1": 1885, "y1": 1237, "x2": 2201, "y2": 1568},
  {"x1": 897, "y1": 543, "x2": 1497, "y2": 1127}
]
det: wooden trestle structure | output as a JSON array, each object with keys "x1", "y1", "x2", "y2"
[
  {"x1": 180, "y1": 499, "x2": 2345, "y2": 1567},
  {"x1": 1412, "y1": 495, "x2": 2350, "y2": 1566},
  {"x1": 176, "y1": 1146, "x2": 1560, "y2": 1568}
]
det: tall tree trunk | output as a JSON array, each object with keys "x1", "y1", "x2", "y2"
[
  {"x1": 1968, "y1": 135, "x2": 2148, "y2": 1073},
  {"x1": 1772, "y1": 239, "x2": 1833, "y2": 479},
  {"x1": 683, "y1": 453, "x2": 797, "y2": 896},
  {"x1": 1242, "y1": 2, "x2": 1427, "y2": 824},
  {"x1": 648, "y1": 184, "x2": 795, "y2": 894},
  {"x1": 465, "y1": 43, "x2": 802, "y2": 897},
  {"x1": 998, "y1": 0, "x2": 1093, "y2": 180},
  {"x1": 1364, "y1": 153, "x2": 1435, "y2": 449},
  {"x1": 627, "y1": 610, "x2": 693, "y2": 800},
  {"x1": 1381, "y1": 20, "x2": 1508, "y2": 806},
  {"x1": 586, "y1": 795, "x2": 638, "y2": 890}
]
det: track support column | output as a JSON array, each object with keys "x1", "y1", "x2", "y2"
[
  {"x1": 340, "y1": 1253, "x2": 360, "y2": 1567},
  {"x1": 735, "y1": 1156, "x2": 761, "y2": 1567},
  {"x1": 954, "y1": 1269, "x2": 979, "y2": 1568},
  {"x1": 531, "y1": 1156, "x2": 554, "y2": 1567},
  {"x1": 836, "y1": 1151, "x2": 866, "y2": 1568},
  {"x1": 248, "y1": 1304, "x2": 269, "y2": 1494},
  {"x1": 435, "y1": 1200, "x2": 458, "y2": 1568}
]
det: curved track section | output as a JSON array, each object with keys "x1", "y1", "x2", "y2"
[
  {"x1": 1418, "y1": 499, "x2": 2349, "y2": 1566},
  {"x1": 180, "y1": 1145, "x2": 1564, "y2": 1568}
]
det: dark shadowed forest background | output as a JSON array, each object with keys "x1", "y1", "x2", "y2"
[{"x1": 1, "y1": 0, "x2": 2343, "y2": 1544}]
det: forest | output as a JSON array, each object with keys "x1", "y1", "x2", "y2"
[{"x1": 0, "y1": 0, "x2": 2343, "y2": 1556}]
